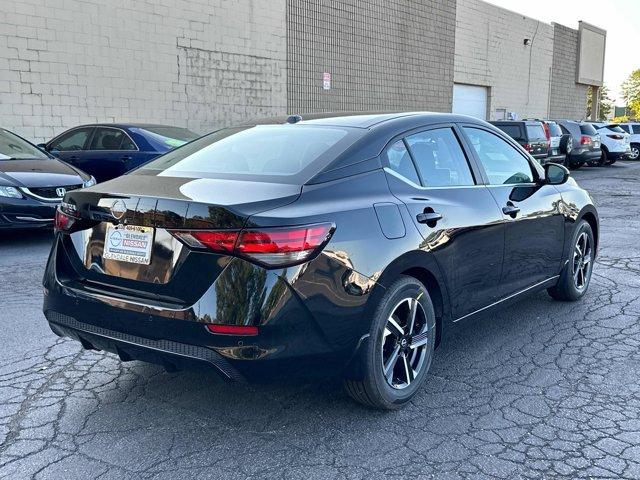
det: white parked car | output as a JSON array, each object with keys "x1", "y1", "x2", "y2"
[
  {"x1": 618, "y1": 123, "x2": 640, "y2": 160},
  {"x1": 590, "y1": 122, "x2": 632, "y2": 164}
]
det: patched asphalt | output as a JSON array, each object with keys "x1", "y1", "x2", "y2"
[{"x1": 1, "y1": 162, "x2": 639, "y2": 479}]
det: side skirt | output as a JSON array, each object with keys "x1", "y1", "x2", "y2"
[{"x1": 452, "y1": 276, "x2": 560, "y2": 324}]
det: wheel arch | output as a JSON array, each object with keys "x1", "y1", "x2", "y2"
[
  {"x1": 373, "y1": 251, "x2": 451, "y2": 349},
  {"x1": 579, "y1": 209, "x2": 599, "y2": 255}
]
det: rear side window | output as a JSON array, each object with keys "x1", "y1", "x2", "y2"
[
  {"x1": 141, "y1": 125, "x2": 355, "y2": 180},
  {"x1": 386, "y1": 140, "x2": 420, "y2": 184},
  {"x1": 580, "y1": 124, "x2": 598, "y2": 135},
  {"x1": 50, "y1": 128, "x2": 93, "y2": 151},
  {"x1": 526, "y1": 125, "x2": 547, "y2": 141},
  {"x1": 605, "y1": 125, "x2": 626, "y2": 134},
  {"x1": 634, "y1": 125, "x2": 640, "y2": 134},
  {"x1": 405, "y1": 128, "x2": 475, "y2": 187},
  {"x1": 495, "y1": 124, "x2": 523, "y2": 141},
  {"x1": 90, "y1": 128, "x2": 126, "y2": 150}
]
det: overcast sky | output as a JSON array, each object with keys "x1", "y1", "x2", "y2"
[{"x1": 484, "y1": 0, "x2": 640, "y2": 104}]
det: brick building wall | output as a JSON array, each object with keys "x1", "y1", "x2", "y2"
[
  {"x1": 454, "y1": 0, "x2": 554, "y2": 120},
  {"x1": 549, "y1": 23, "x2": 589, "y2": 120},
  {"x1": 0, "y1": 0, "x2": 287, "y2": 142},
  {"x1": 286, "y1": 0, "x2": 456, "y2": 114}
]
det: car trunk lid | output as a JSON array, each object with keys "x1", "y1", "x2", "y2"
[{"x1": 59, "y1": 175, "x2": 301, "y2": 305}]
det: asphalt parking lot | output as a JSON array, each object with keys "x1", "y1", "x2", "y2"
[{"x1": 1, "y1": 162, "x2": 639, "y2": 480}]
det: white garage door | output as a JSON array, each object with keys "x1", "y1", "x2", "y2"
[{"x1": 452, "y1": 84, "x2": 488, "y2": 120}]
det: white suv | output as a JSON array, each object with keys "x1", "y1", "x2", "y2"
[
  {"x1": 619, "y1": 123, "x2": 640, "y2": 160},
  {"x1": 590, "y1": 122, "x2": 632, "y2": 164}
]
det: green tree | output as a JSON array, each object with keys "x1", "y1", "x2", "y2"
[
  {"x1": 586, "y1": 84, "x2": 613, "y2": 120},
  {"x1": 621, "y1": 69, "x2": 640, "y2": 117}
]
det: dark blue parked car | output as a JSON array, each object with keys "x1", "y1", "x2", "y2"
[{"x1": 40, "y1": 124, "x2": 199, "y2": 183}]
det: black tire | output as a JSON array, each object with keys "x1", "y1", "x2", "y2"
[
  {"x1": 344, "y1": 275, "x2": 436, "y2": 410},
  {"x1": 630, "y1": 144, "x2": 639, "y2": 161},
  {"x1": 548, "y1": 220, "x2": 595, "y2": 301},
  {"x1": 570, "y1": 161, "x2": 582, "y2": 170},
  {"x1": 559, "y1": 134, "x2": 573, "y2": 155}
]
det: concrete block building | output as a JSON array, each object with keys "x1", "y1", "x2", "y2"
[{"x1": 0, "y1": 0, "x2": 605, "y2": 142}]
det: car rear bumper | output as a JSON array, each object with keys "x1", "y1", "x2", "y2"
[
  {"x1": 46, "y1": 310, "x2": 246, "y2": 380},
  {"x1": 568, "y1": 149, "x2": 600, "y2": 164},
  {"x1": 0, "y1": 198, "x2": 57, "y2": 229},
  {"x1": 42, "y1": 234, "x2": 374, "y2": 381}
]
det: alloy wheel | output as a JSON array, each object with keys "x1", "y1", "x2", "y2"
[
  {"x1": 573, "y1": 231, "x2": 592, "y2": 290},
  {"x1": 631, "y1": 145, "x2": 639, "y2": 160},
  {"x1": 381, "y1": 297, "x2": 430, "y2": 390}
]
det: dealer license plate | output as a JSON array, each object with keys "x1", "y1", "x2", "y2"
[{"x1": 103, "y1": 224, "x2": 154, "y2": 265}]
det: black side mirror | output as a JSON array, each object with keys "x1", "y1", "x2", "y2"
[
  {"x1": 37, "y1": 143, "x2": 47, "y2": 150},
  {"x1": 544, "y1": 163, "x2": 569, "y2": 185}
]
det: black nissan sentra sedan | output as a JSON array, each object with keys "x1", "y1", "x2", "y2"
[
  {"x1": 43, "y1": 113, "x2": 598, "y2": 409},
  {"x1": 0, "y1": 128, "x2": 94, "y2": 229}
]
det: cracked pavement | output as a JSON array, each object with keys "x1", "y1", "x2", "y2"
[{"x1": 1, "y1": 162, "x2": 640, "y2": 479}]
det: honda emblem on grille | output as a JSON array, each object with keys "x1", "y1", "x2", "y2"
[
  {"x1": 56, "y1": 187, "x2": 66, "y2": 197},
  {"x1": 110, "y1": 199, "x2": 127, "y2": 220}
]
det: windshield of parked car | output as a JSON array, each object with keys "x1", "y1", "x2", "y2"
[
  {"x1": 0, "y1": 129, "x2": 49, "y2": 160},
  {"x1": 580, "y1": 124, "x2": 598, "y2": 136},
  {"x1": 139, "y1": 124, "x2": 359, "y2": 183},
  {"x1": 526, "y1": 124, "x2": 547, "y2": 141},
  {"x1": 135, "y1": 126, "x2": 200, "y2": 148}
]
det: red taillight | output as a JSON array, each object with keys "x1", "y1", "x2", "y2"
[
  {"x1": 607, "y1": 134, "x2": 624, "y2": 140},
  {"x1": 523, "y1": 143, "x2": 531, "y2": 151},
  {"x1": 54, "y1": 204, "x2": 78, "y2": 232},
  {"x1": 180, "y1": 230, "x2": 239, "y2": 253},
  {"x1": 580, "y1": 135, "x2": 592, "y2": 145},
  {"x1": 205, "y1": 324, "x2": 258, "y2": 336},
  {"x1": 542, "y1": 123, "x2": 551, "y2": 141},
  {"x1": 171, "y1": 223, "x2": 335, "y2": 268}
]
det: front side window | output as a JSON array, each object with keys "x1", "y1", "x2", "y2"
[
  {"x1": 89, "y1": 128, "x2": 127, "y2": 150},
  {"x1": 619, "y1": 125, "x2": 630, "y2": 133},
  {"x1": 405, "y1": 128, "x2": 475, "y2": 187},
  {"x1": 385, "y1": 140, "x2": 420, "y2": 184},
  {"x1": 464, "y1": 127, "x2": 534, "y2": 185},
  {"x1": 0, "y1": 129, "x2": 48, "y2": 160},
  {"x1": 50, "y1": 128, "x2": 93, "y2": 151}
]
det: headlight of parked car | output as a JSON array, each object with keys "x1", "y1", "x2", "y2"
[
  {"x1": 0, "y1": 186, "x2": 23, "y2": 198},
  {"x1": 83, "y1": 176, "x2": 96, "y2": 188}
]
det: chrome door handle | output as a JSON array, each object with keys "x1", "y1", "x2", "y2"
[
  {"x1": 416, "y1": 211, "x2": 443, "y2": 225},
  {"x1": 502, "y1": 204, "x2": 520, "y2": 218}
]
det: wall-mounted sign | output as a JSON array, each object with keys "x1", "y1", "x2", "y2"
[{"x1": 323, "y1": 72, "x2": 331, "y2": 90}]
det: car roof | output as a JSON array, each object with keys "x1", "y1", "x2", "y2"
[
  {"x1": 64, "y1": 123, "x2": 188, "y2": 130},
  {"x1": 247, "y1": 111, "x2": 486, "y2": 129}
]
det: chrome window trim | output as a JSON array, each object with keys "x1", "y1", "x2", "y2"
[{"x1": 383, "y1": 167, "x2": 487, "y2": 190}]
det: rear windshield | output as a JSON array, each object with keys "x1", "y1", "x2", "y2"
[
  {"x1": 495, "y1": 125, "x2": 523, "y2": 140},
  {"x1": 139, "y1": 124, "x2": 358, "y2": 183},
  {"x1": 526, "y1": 125, "x2": 547, "y2": 141},
  {"x1": 0, "y1": 129, "x2": 49, "y2": 160},
  {"x1": 580, "y1": 124, "x2": 598, "y2": 135},
  {"x1": 135, "y1": 126, "x2": 200, "y2": 148},
  {"x1": 604, "y1": 124, "x2": 626, "y2": 134},
  {"x1": 547, "y1": 123, "x2": 562, "y2": 137}
]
